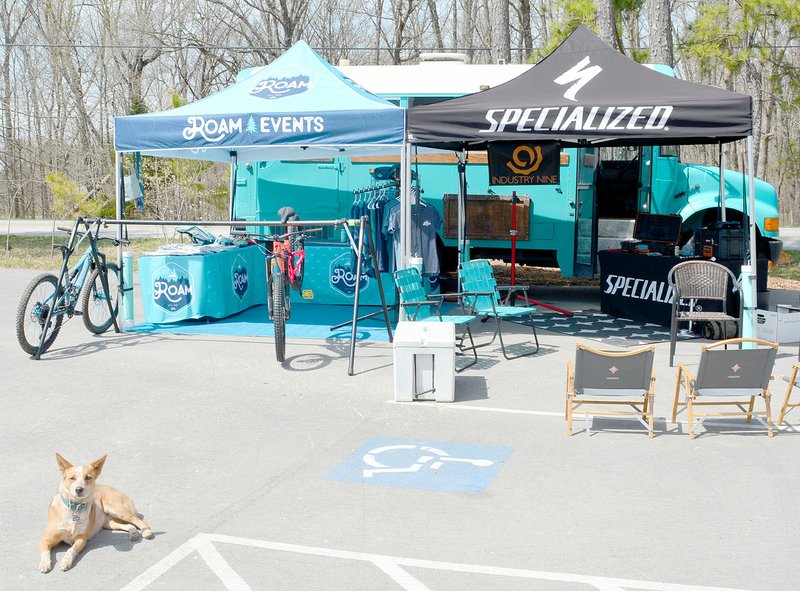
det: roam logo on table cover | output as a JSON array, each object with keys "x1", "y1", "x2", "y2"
[
  {"x1": 152, "y1": 263, "x2": 193, "y2": 313},
  {"x1": 329, "y1": 251, "x2": 370, "y2": 297},
  {"x1": 231, "y1": 255, "x2": 249, "y2": 300},
  {"x1": 325, "y1": 436, "x2": 513, "y2": 493}
]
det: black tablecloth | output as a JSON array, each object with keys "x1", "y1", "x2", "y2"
[{"x1": 598, "y1": 251, "x2": 766, "y2": 326}]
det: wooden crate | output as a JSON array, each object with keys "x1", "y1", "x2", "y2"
[{"x1": 443, "y1": 194, "x2": 530, "y2": 241}]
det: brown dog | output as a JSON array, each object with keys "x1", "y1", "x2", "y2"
[{"x1": 39, "y1": 453, "x2": 153, "y2": 573}]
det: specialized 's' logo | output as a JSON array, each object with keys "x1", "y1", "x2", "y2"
[
  {"x1": 232, "y1": 256, "x2": 249, "y2": 300},
  {"x1": 506, "y1": 145, "x2": 543, "y2": 175},
  {"x1": 250, "y1": 70, "x2": 315, "y2": 100},
  {"x1": 152, "y1": 263, "x2": 193, "y2": 313},
  {"x1": 554, "y1": 57, "x2": 603, "y2": 102}
]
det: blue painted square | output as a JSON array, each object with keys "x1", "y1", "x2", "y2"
[{"x1": 325, "y1": 436, "x2": 513, "y2": 493}]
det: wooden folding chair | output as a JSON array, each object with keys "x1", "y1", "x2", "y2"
[
  {"x1": 778, "y1": 362, "x2": 800, "y2": 425},
  {"x1": 566, "y1": 343, "x2": 656, "y2": 437},
  {"x1": 672, "y1": 338, "x2": 778, "y2": 439}
]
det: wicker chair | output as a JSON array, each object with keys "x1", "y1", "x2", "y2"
[{"x1": 667, "y1": 260, "x2": 740, "y2": 367}]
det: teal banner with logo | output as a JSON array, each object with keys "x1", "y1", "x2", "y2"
[
  {"x1": 290, "y1": 243, "x2": 395, "y2": 306},
  {"x1": 139, "y1": 245, "x2": 267, "y2": 323}
]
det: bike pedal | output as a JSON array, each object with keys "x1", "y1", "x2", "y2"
[{"x1": 71, "y1": 310, "x2": 83, "y2": 316}]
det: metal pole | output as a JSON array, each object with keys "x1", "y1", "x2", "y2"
[
  {"x1": 115, "y1": 153, "x2": 126, "y2": 331},
  {"x1": 401, "y1": 141, "x2": 413, "y2": 270},
  {"x1": 228, "y1": 151, "x2": 238, "y2": 221},
  {"x1": 457, "y1": 150, "x2": 467, "y2": 268},
  {"x1": 364, "y1": 219, "x2": 394, "y2": 341},
  {"x1": 719, "y1": 142, "x2": 726, "y2": 222},
  {"x1": 510, "y1": 191, "x2": 518, "y2": 286},
  {"x1": 740, "y1": 136, "x2": 758, "y2": 341},
  {"x1": 348, "y1": 218, "x2": 367, "y2": 376},
  {"x1": 101, "y1": 218, "x2": 348, "y2": 228}
]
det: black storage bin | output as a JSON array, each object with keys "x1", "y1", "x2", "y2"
[{"x1": 694, "y1": 228, "x2": 746, "y2": 259}]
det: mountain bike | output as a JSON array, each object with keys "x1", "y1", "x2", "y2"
[
  {"x1": 245, "y1": 224, "x2": 321, "y2": 362},
  {"x1": 15, "y1": 217, "x2": 129, "y2": 358}
]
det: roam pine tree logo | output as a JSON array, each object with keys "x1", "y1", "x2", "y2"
[
  {"x1": 249, "y1": 69, "x2": 316, "y2": 100},
  {"x1": 152, "y1": 263, "x2": 193, "y2": 313},
  {"x1": 232, "y1": 256, "x2": 249, "y2": 300},
  {"x1": 329, "y1": 252, "x2": 369, "y2": 297}
]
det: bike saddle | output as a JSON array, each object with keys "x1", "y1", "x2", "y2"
[{"x1": 277, "y1": 207, "x2": 300, "y2": 224}]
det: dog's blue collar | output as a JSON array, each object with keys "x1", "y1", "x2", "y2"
[{"x1": 61, "y1": 494, "x2": 87, "y2": 512}]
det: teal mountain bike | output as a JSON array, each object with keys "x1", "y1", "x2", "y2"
[{"x1": 15, "y1": 217, "x2": 128, "y2": 358}]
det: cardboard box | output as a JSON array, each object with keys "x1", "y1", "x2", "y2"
[{"x1": 755, "y1": 307, "x2": 800, "y2": 343}]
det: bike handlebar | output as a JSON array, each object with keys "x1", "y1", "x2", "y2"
[{"x1": 56, "y1": 227, "x2": 129, "y2": 246}]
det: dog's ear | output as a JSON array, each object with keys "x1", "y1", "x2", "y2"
[
  {"x1": 55, "y1": 453, "x2": 72, "y2": 473},
  {"x1": 90, "y1": 454, "x2": 107, "y2": 477}
]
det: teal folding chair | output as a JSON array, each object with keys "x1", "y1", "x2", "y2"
[
  {"x1": 394, "y1": 267, "x2": 478, "y2": 371},
  {"x1": 459, "y1": 259, "x2": 539, "y2": 359}
]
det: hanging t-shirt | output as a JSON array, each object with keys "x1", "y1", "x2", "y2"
[{"x1": 386, "y1": 199, "x2": 442, "y2": 274}]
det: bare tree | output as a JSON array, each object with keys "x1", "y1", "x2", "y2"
[{"x1": 647, "y1": 0, "x2": 673, "y2": 66}]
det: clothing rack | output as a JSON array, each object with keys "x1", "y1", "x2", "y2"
[{"x1": 351, "y1": 181, "x2": 399, "y2": 195}]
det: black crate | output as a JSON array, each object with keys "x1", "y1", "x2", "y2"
[
  {"x1": 633, "y1": 213, "x2": 683, "y2": 243},
  {"x1": 694, "y1": 228, "x2": 746, "y2": 259}
]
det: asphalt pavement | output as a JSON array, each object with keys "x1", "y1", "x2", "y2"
[{"x1": 3, "y1": 267, "x2": 800, "y2": 591}]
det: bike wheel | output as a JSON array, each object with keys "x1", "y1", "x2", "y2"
[
  {"x1": 15, "y1": 273, "x2": 64, "y2": 356},
  {"x1": 271, "y1": 273, "x2": 287, "y2": 363},
  {"x1": 81, "y1": 263, "x2": 120, "y2": 334}
]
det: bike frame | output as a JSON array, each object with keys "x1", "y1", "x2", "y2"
[{"x1": 34, "y1": 217, "x2": 119, "y2": 359}]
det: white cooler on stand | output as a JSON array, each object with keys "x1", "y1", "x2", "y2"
[{"x1": 393, "y1": 321, "x2": 456, "y2": 402}]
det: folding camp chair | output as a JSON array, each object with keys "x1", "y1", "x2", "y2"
[
  {"x1": 778, "y1": 362, "x2": 800, "y2": 425},
  {"x1": 566, "y1": 344, "x2": 656, "y2": 437},
  {"x1": 394, "y1": 267, "x2": 478, "y2": 372},
  {"x1": 459, "y1": 259, "x2": 539, "y2": 359},
  {"x1": 672, "y1": 338, "x2": 778, "y2": 439}
]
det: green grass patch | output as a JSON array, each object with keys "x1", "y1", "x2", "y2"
[
  {"x1": 0, "y1": 235, "x2": 170, "y2": 271},
  {"x1": 772, "y1": 250, "x2": 800, "y2": 281}
]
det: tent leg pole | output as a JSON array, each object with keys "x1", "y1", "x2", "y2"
[
  {"x1": 741, "y1": 136, "x2": 758, "y2": 342},
  {"x1": 719, "y1": 142, "x2": 726, "y2": 222},
  {"x1": 228, "y1": 151, "x2": 238, "y2": 221},
  {"x1": 115, "y1": 152, "x2": 126, "y2": 332}
]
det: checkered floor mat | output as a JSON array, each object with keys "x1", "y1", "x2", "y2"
[{"x1": 530, "y1": 311, "x2": 699, "y2": 346}]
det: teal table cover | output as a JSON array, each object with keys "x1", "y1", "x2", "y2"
[
  {"x1": 289, "y1": 243, "x2": 395, "y2": 306},
  {"x1": 139, "y1": 245, "x2": 267, "y2": 323}
]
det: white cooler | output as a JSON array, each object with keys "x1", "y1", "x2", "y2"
[{"x1": 393, "y1": 321, "x2": 456, "y2": 402}]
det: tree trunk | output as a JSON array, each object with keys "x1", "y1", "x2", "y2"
[{"x1": 647, "y1": 0, "x2": 673, "y2": 67}]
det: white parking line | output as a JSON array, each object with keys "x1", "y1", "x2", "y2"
[
  {"x1": 122, "y1": 533, "x2": 752, "y2": 591},
  {"x1": 387, "y1": 399, "x2": 789, "y2": 432}
]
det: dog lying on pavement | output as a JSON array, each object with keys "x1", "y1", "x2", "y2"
[{"x1": 39, "y1": 453, "x2": 153, "y2": 572}]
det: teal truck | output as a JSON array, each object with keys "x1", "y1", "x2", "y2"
[{"x1": 232, "y1": 57, "x2": 781, "y2": 279}]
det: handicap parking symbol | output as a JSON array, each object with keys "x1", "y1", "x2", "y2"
[{"x1": 325, "y1": 436, "x2": 513, "y2": 493}]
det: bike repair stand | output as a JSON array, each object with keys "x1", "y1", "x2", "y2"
[{"x1": 328, "y1": 216, "x2": 395, "y2": 375}]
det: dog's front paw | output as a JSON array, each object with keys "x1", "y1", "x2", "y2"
[
  {"x1": 128, "y1": 527, "x2": 140, "y2": 541},
  {"x1": 59, "y1": 553, "x2": 74, "y2": 571},
  {"x1": 142, "y1": 528, "x2": 154, "y2": 540},
  {"x1": 38, "y1": 553, "x2": 52, "y2": 573}
]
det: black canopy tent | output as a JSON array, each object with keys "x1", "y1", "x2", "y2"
[
  {"x1": 407, "y1": 25, "x2": 752, "y2": 148},
  {"x1": 406, "y1": 24, "x2": 760, "y2": 336}
]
